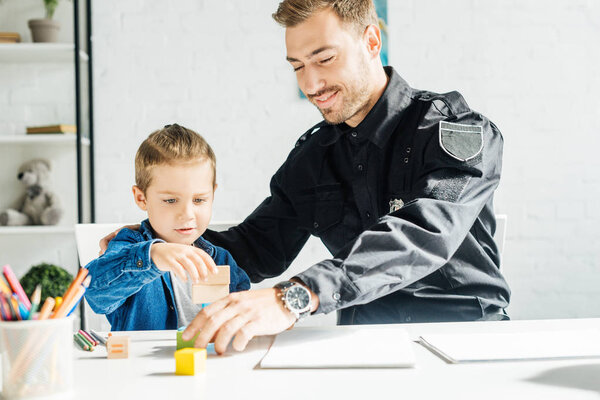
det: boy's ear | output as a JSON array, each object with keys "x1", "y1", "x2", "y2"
[{"x1": 132, "y1": 185, "x2": 148, "y2": 211}]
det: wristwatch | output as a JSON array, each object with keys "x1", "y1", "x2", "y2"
[{"x1": 274, "y1": 281, "x2": 312, "y2": 321}]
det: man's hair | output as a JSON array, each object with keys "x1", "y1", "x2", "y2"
[
  {"x1": 272, "y1": 0, "x2": 378, "y2": 34},
  {"x1": 135, "y1": 123, "x2": 216, "y2": 192}
]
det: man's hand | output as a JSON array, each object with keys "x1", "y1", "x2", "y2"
[
  {"x1": 98, "y1": 224, "x2": 140, "y2": 256},
  {"x1": 150, "y1": 242, "x2": 218, "y2": 283},
  {"x1": 182, "y1": 288, "x2": 298, "y2": 354}
]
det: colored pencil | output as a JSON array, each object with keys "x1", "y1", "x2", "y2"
[
  {"x1": 89, "y1": 329, "x2": 107, "y2": 345},
  {"x1": 0, "y1": 274, "x2": 11, "y2": 296},
  {"x1": 0, "y1": 295, "x2": 11, "y2": 320},
  {"x1": 15, "y1": 296, "x2": 29, "y2": 320},
  {"x1": 2, "y1": 264, "x2": 31, "y2": 309},
  {"x1": 9, "y1": 296, "x2": 21, "y2": 320},
  {"x1": 73, "y1": 333, "x2": 91, "y2": 351},
  {"x1": 52, "y1": 268, "x2": 88, "y2": 318},
  {"x1": 77, "y1": 331, "x2": 94, "y2": 348},
  {"x1": 67, "y1": 275, "x2": 91, "y2": 317},
  {"x1": 38, "y1": 297, "x2": 55, "y2": 320},
  {"x1": 27, "y1": 284, "x2": 42, "y2": 320},
  {"x1": 79, "y1": 329, "x2": 97, "y2": 346},
  {"x1": 54, "y1": 296, "x2": 63, "y2": 311}
]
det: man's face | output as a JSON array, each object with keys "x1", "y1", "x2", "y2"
[
  {"x1": 285, "y1": 8, "x2": 372, "y2": 126},
  {"x1": 133, "y1": 160, "x2": 215, "y2": 245}
]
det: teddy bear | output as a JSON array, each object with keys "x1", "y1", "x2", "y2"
[{"x1": 0, "y1": 159, "x2": 64, "y2": 226}]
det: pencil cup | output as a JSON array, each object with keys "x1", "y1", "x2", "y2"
[{"x1": 0, "y1": 316, "x2": 74, "y2": 400}]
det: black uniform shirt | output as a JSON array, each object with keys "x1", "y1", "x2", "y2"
[{"x1": 205, "y1": 66, "x2": 511, "y2": 324}]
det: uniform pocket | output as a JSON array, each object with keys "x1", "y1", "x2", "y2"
[{"x1": 294, "y1": 184, "x2": 344, "y2": 235}]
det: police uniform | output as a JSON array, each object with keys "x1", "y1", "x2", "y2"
[{"x1": 204, "y1": 66, "x2": 510, "y2": 324}]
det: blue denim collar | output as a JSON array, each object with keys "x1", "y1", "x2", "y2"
[{"x1": 139, "y1": 219, "x2": 216, "y2": 258}]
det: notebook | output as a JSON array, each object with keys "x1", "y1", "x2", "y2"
[
  {"x1": 260, "y1": 326, "x2": 415, "y2": 369},
  {"x1": 419, "y1": 329, "x2": 600, "y2": 363}
]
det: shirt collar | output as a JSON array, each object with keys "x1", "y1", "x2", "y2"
[{"x1": 319, "y1": 66, "x2": 413, "y2": 148}]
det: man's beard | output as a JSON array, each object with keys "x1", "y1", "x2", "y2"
[{"x1": 309, "y1": 65, "x2": 371, "y2": 125}]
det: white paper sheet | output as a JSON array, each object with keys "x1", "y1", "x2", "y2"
[
  {"x1": 260, "y1": 326, "x2": 415, "y2": 368},
  {"x1": 419, "y1": 329, "x2": 600, "y2": 363}
]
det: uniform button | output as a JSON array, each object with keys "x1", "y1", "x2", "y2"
[
  {"x1": 357, "y1": 164, "x2": 364, "y2": 171},
  {"x1": 313, "y1": 221, "x2": 319, "y2": 229},
  {"x1": 351, "y1": 131, "x2": 358, "y2": 138},
  {"x1": 366, "y1": 212, "x2": 371, "y2": 218},
  {"x1": 332, "y1": 292, "x2": 341, "y2": 301},
  {"x1": 406, "y1": 147, "x2": 411, "y2": 153},
  {"x1": 405, "y1": 316, "x2": 412, "y2": 322},
  {"x1": 170, "y1": 305, "x2": 174, "y2": 311},
  {"x1": 136, "y1": 260, "x2": 143, "y2": 268},
  {"x1": 404, "y1": 158, "x2": 409, "y2": 164}
]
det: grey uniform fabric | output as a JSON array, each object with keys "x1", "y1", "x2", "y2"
[{"x1": 204, "y1": 66, "x2": 510, "y2": 325}]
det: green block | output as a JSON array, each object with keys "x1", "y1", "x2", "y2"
[{"x1": 177, "y1": 328, "x2": 200, "y2": 350}]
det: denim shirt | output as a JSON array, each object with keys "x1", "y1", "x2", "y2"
[{"x1": 85, "y1": 220, "x2": 251, "y2": 331}]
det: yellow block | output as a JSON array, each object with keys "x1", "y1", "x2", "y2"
[{"x1": 175, "y1": 348, "x2": 206, "y2": 375}]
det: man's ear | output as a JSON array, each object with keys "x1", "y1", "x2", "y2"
[
  {"x1": 363, "y1": 23, "x2": 382, "y2": 58},
  {"x1": 132, "y1": 185, "x2": 148, "y2": 211}
]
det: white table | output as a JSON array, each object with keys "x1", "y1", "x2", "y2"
[{"x1": 72, "y1": 318, "x2": 600, "y2": 400}]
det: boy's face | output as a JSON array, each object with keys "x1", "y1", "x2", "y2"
[{"x1": 132, "y1": 159, "x2": 215, "y2": 245}]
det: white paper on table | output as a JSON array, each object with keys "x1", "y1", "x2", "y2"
[
  {"x1": 260, "y1": 326, "x2": 415, "y2": 369},
  {"x1": 419, "y1": 329, "x2": 600, "y2": 363}
]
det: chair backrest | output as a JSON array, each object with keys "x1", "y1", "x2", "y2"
[{"x1": 74, "y1": 221, "x2": 238, "y2": 332}]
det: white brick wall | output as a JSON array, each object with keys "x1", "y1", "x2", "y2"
[{"x1": 91, "y1": 0, "x2": 600, "y2": 320}]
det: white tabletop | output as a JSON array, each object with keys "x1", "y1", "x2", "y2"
[{"x1": 72, "y1": 318, "x2": 600, "y2": 400}]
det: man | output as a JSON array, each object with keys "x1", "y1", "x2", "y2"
[{"x1": 103, "y1": 0, "x2": 510, "y2": 354}]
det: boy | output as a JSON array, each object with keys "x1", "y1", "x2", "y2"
[{"x1": 85, "y1": 124, "x2": 250, "y2": 331}]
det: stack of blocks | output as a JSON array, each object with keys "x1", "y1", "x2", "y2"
[
  {"x1": 173, "y1": 265, "x2": 229, "y2": 375},
  {"x1": 191, "y1": 265, "x2": 230, "y2": 304},
  {"x1": 106, "y1": 334, "x2": 129, "y2": 359}
]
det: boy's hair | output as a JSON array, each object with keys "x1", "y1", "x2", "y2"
[
  {"x1": 135, "y1": 124, "x2": 216, "y2": 192},
  {"x1": 272, "y1": 0, "x2": 378, "y2": 35}
]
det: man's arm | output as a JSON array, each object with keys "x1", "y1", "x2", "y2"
[
  {"x1": 203, "y1": 165, "x2": 312, "y2": 283},
  {"x1": 184, "y1": 111, "x2": 503, "y2": 353}
]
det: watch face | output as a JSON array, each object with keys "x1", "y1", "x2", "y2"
[{"x1": 285, "y1": 286, "x2": 310, "y2": 311}]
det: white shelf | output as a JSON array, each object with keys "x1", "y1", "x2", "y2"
[
  {"x1": 0, "y1": 43, "x2": 88, "y2": 63},
  {"x1": 0, "y1": 225, "x2": 74, "y2": 235},
  {"x1": 0, "y1": 134, "x2": 90, "y2": 146}
]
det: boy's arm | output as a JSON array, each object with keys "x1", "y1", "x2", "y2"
[
  {"x1": 84, "y1": 229, "x2": 165, "y2": 315},
  {"x1": 225, "y1": 251, "x2": 251, "y2": 292}
]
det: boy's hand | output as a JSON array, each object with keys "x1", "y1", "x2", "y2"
[
  {"x1": 98, "y1": 224, "x2": 140, "y2": 256},
  {"x1": 150, "y1": 242, "x2": 218, "y2": 283}
]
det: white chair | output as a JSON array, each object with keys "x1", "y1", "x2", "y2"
[{"x1": 74, "y1": 221, "x2": 238, "y2": 332}]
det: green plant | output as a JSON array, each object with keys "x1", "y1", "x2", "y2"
[
  {"x1": 44, "y1": 0, "x2": 59, "y2": 19},
  {"x1": 19, "y1": 262, "x2": 74, "y2": 301}
]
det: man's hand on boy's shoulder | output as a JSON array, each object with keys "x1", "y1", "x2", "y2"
[
  {"x1": 98, "y1": 224, "x2": 140, "y2": 256},
  {"x1": 150, "y1": 242, "x2": 218, "y2": 283}
]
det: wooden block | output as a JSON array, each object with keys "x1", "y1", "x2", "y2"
[
  {"x1": 107, "y1": 335, "x2": 130, "y2": 359},
  {"x1": 175, "y1": 348, "x2": 206, "y2": 375},
  {"x1": 191, "y1": 284, "x2": 229, "y2": 304},
  {"x1": 205, "y1": 265, "x2": 230, "y2": 285},
  {"x1": 177, "y1": 328, "x2": 200, "y2": 350}
]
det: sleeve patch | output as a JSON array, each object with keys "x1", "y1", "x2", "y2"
[{"x1": 439, "y1": 121, "x2": 483, "y2": 162}]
